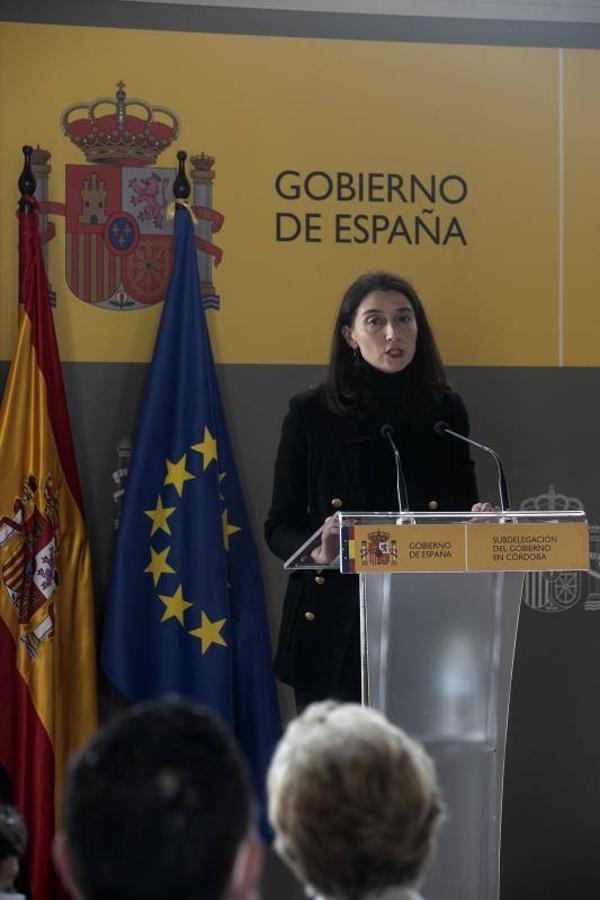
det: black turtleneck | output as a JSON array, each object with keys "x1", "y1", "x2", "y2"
[
  {"x1": 362, "y1": 360, "x2": 413, "y2": 414},
  {"x1": 360, "y1": 362, "x2": 414, "y2": 511}
]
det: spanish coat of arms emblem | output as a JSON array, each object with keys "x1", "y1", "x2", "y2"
[{"x1": 33, "y1": 82, "x2": 224, "y2": 310}]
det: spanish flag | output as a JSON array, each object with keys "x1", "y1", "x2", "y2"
[{"x1": 0, "y1": 188, "x2": 97, "y2": 899}]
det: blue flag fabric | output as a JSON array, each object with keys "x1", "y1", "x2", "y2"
[{"x1": 102, "y1": 206, "x2": 280, "y2": 834}]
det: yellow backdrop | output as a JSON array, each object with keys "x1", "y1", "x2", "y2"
[{"x1": 0, "y1": 23, "x2": 597, "y2": 365}]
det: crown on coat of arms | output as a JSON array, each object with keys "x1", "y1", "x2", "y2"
[
  {"x1": 520, "y1": 484, "x2": 582, "y2": 513},
  {"x1": 60, "y1": 81, "x2": 180, "y2": 167},
  {"x1": 366, "y1": 530, "x2": 391, "y2": 543}
]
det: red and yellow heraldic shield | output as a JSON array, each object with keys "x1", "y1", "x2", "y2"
[
  {"x1": 64, "y1": 164, "x2": 175, "y2": 308},
  {"x1": 0, "y1": 204, "x2": 97, "y2": 900}
]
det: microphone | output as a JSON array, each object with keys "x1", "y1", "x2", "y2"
[
  {"x1": 380, "y1": 424, "x2": 409, "y2": 514},
  {"x1": 434, "y1": 420, "x2": 511, "y2": 512}
]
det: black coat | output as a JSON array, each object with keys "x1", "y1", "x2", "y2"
[{"x1": 264, "y1": 386, "x2": 478, "y2": 698}]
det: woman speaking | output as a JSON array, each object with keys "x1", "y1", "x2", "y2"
[{"x1": 265, "y1": 271, "x2": 481, "y2": 710}]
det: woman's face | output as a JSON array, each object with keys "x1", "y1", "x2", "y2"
[{"x1": 343, "y1": 290, "x2": 418, "y2": 374}]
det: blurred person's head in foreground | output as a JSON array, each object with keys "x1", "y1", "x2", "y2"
[
  {"x1": 53, "y1": 697, "x2": 262, "y2": 900},
  {"x1": 268, "y1": 701, "x2": 444, "y2": 900},
  {"x1": 0, "y1": 804, "x2": 27, "y2": 896}
]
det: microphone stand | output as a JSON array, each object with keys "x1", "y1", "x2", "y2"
[
  {"x1": 434, "y1": 421, "x2": 510, "y2": 513},
  {"x1": 380, "y1": 424, "x2": 410, "y2": 518}
]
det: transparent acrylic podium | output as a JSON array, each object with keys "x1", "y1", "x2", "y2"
[{"x1": 284, "y1": 509, "x2": 589, "y2": 900}]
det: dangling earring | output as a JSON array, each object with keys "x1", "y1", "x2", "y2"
[{"x1": 353, "y1": 346, "x2": 361, "y2": 370}]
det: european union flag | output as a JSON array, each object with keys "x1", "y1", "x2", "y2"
[{"x1": 102, "y1": 204, "x2": 281, "y2": 834}]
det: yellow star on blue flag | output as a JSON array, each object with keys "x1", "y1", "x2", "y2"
[
  {"x1": 190, "y1": 611, "x2": 228, "y2": 654},
  {"x1": 191, "y1": 427, "x2": 217, "y2": 470}
]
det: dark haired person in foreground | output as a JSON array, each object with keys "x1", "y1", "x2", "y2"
[
  {"x1": 0, "y1": 805, "x2": 27, "y2": 900},
  {"x1": 53, "y1": 698, "x2": 262, "y2": 900},
  {"x1": 266, "y1": 271, "x2": 486, "y2": 709},
  {"x1": 268, "y1": 702, "x2": 443, "y2": 900}
]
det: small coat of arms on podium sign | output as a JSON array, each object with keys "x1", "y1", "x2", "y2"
[
  {"x1": 33, "y1": 82, "x2": 224, "y2": 310},
  {"x1": 360, "y1": 530, "x2": 398, "y2": 567}
]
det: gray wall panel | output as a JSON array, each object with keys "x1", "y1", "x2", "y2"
[{"x1": 1, "y1": 359, "x2": 598, "y2": 647}]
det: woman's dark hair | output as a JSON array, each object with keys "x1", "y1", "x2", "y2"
[{"x1": 323, "y1": 271, "x2": 447, "y2": 415}]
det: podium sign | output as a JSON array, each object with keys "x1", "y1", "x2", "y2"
[
  {"x1": 343, "y1": 523, "x2": 466, "y2": 572},
  {"x1": 341, "y1": 521, "x2": 589, "y2": 574},
  {"x1": 466, "y1": 521, "x2": 588, "y2": 571}
]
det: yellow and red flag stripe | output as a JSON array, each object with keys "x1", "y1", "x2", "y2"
[{"x1": 0, "y1": 200, "x2": 97, "y2": 900}]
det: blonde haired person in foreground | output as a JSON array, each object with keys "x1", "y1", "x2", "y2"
[{"x1": 268, "y1": 702, "x2": 443, "y2": 900}]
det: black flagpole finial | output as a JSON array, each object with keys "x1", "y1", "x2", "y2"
[
  {"x1": 173, "y1": 150, "x2": 190, "y2": 200},
  {"x1": 19, "y1": 145, "x2": 37, "y2": 214}
]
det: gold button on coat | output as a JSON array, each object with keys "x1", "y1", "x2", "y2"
[
  {"x1": 331, "y1": 497, "x2": 343, "y2": 509},
  {"x1": 314, "y1": 575, "x2": 325, "y2": 585},
  {"x1": 428, "y1": 500, "x2": 439, "y2": 510},
  {"x1": 304, "y1": 611, "x2": 315, "y2": 622}
]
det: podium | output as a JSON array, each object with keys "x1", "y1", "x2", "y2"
[{"x1": 284, "y1": 510, "x2": 589, "y2": 900}]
